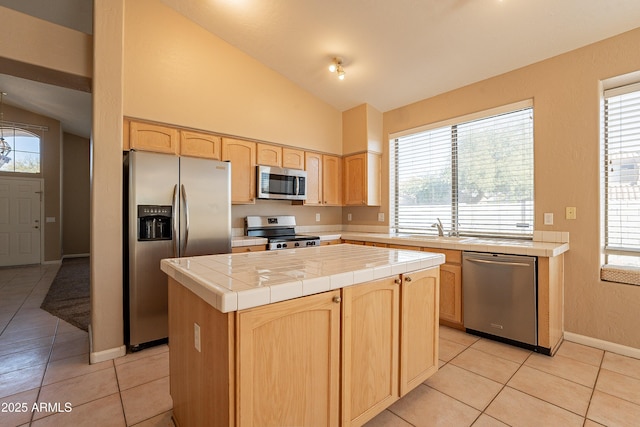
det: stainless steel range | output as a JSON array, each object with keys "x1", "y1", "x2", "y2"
[{"x1": 245, "y1": 215, "x2": 320, "y2": 250}]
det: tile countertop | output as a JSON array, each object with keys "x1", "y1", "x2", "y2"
[
  {"x1": 161, "y1": 244, "x2": 445, "y2": 313},
  {"x1": 338, "y1": 233, "x2": 569, "y2": 257},
  {"x1": 231, "y1": 232, "x2": 569, "y2": 257}
]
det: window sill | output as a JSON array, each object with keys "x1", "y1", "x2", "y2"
[{"x1": 601, "y1": 265, "x2": 640, "y2": 286}]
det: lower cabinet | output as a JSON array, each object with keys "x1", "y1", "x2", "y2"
[
  {"x1": 236, "y1": 291, "x2": 341, "y2": 427},
  {"x1": 168, "y1": 267, "x2": 440, "y2": 427}
]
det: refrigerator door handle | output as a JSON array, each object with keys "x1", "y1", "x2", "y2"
[
  {"x1": 181, "y1": 184, "x2": 190, "y2": 255},
  {"x1": 172, "y1": 184, "x2": 178, "y2": 257}
]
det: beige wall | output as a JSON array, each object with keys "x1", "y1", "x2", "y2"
[
  {"x1": 0, "y1": 104, "x2": 62, "y2": 262},
  {"x1": 62, "y1": 133, "x2": 90, "y2": 255},
  {"x1": 123, "y1": 0, "x2": 342, "y2": 154},
  {"x1": 383, "y1": 27, "x2": 640, "y2": 348}
]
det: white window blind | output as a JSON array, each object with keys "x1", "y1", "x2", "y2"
[
  {"x1": 393, "y1": 106, "x2": 534, "y2": 238},
  {"x1": 603, "y1": 83, "x2": 640, "y2": 268}
]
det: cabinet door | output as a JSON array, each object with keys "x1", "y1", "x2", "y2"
[
  {"x1": 304, "y1": 152, "x2": 323, "y2": 206},
  {"x1": 322, "y1": 155, "x2": 342, "y2": 206},
  {"x1": 236, "y1": 291, "x2": 341, "y2": 427},
  {"x1": 282, "y1": 148, "x2": 305, "y2": 169},
  {"x1": 180, "y1": 130, "x2": 221, "y2": 159},
  {"x1": 222, "y1": 138, "x2": 256, "y2": 204},
  {"x1": 344, "y1": 153, "x2": 381, "y2": 206},
  {"x1": 439, "y1": 263, "x2": 463, "y2": 326},
  {"x1": 231, "y1": 245, "x2": 266, "y2": 253},
  {"x1": 256, "y1": 143, "x2": 282, "y2": 167},
  {"x1": 400, "y1": 268, "x2": 439, "y2": 396},
  {"x1": 129, "y1": 121, "x2": 179, "y2": 154},
  {"x1": 342, "y1": 278, "x2": 399, "y2": 426}
]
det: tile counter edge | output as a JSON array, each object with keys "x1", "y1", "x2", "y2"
[{"x1": 161, "y1": 244, "x2": 445, "y2": 313}]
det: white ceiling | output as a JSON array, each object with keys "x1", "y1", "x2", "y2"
[
  {"x1": 162, "y1": 0, "x2": 640, "y2": 113},
  {"x1": 3, "y1": 0, "x2": 640, "y2": 139}
]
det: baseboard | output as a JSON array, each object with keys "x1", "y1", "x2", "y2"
[
  {"x1": 564, "y1": 331, "x2": 640, "y2": 360},
  {"x1": 42, "y1": 259, "x2": 62, "y2": 265},
  {"x1": 63, "y1": 253, "x2": 90, "y2": 259},
  {"x1": 89, "y1": 324, "x2": 127, "y2": 364}
]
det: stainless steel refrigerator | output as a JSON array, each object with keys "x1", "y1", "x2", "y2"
[{"x1": 124, "y1": 150, "x2": 231, "y2": 350}]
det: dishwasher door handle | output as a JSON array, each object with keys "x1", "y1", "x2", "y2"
[{"x1": 466, "y1": 258, "x2": 532, "y2": 268}]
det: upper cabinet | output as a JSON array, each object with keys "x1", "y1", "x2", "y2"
[
  {"x1": 129, "y1": 120, "x2": 179, "y2": 154},
  {"x1": 342, "y1": 104, "x2": 382, "y2": 207},
  {"x1": 322, "y1": 155, "x2": 342, "y2": 206},
  {"x1": 344, "y1": 152, "x2": 381, "y2": 206},
  {"x1": 304, "y1": 152, "x2": 323, "y2": 206},
  {"x1": 222, "y1": 138, "x2": 257, "y2": 204},
  {"x1": 180, "y1": 130, "x2": 221, "y2": 160},
  {"x1": 256, "y1": 143, "x2": 282, "y2": 167},
  {"x1": 282, "y1": 148, "x2": 305, "y2": 170}
]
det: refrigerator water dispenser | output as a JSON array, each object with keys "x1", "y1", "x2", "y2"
[{"x1": 137, "y1": 205, "x2": 172, "y2": 241}]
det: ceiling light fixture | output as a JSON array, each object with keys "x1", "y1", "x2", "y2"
[{"x1": 329, "y1": 57, "x2": 346, "y2": 80}]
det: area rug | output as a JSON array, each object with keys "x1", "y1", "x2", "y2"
[{"x1": 41, "y1": 257, "x2": 90, "y2": 332}]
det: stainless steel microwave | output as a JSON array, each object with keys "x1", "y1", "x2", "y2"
[{"x1": 257, "y1": 165, "x2": 307, "y2": 201}]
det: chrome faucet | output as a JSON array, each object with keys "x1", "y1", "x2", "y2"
[{"x1": 432, "y1": 218, "x2": 444, "y2": 236}]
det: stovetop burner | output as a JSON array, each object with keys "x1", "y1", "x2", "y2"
[{"x1": 245, "y1": 216, "x2": 321, "y2": 250}]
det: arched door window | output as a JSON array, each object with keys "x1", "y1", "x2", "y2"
[{"x1": 0, "y1": 127, "x2": 41, "y2": 173}]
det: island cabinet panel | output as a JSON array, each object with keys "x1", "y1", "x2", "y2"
[
  {"x1": 400, "y1": 268, "x2": 439, "y2": 395},
  {"x1": 168, "y1": 278, "x2": 235, "y2": 427},
  {"x1": 236, "y1": 290, "x2": 341, "y2": 427},
  {"x1": 342, "y1": 278, "x2": 400, "y2": 427}
]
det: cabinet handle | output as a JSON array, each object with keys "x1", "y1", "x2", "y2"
[
  {"x1": 332, "y1": 296, "x2": 342, "y2": 303},
  {"x1": 394, "y1": 278, "x2": 401, "y2": 284},
  {"x1": 405, "y1": 276, "x2": 412, "y2": 282}
]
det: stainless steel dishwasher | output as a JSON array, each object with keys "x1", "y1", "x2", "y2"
[{"x1": 463, "y1": 252, "x2": 537, "y2": 348}]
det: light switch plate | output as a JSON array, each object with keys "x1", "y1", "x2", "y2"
[
  {"x1": 378, "y1": 212, "x2": 385, "y2": 222},
  {"x1": 194, "y1": 323, "x2": 201, "y2": 352},
  {"x1": 544, "y1": 213, "x2": 553, "y2": 225},
  {"x1": 347, "y1": 213, "x2": 352, "y2": 221},
  {"x1": 566, "y1": 207, "x2": 577, "y2": 220},
  {"x1": 315, "y1": 213, "x2": 321, "y2": 222}
]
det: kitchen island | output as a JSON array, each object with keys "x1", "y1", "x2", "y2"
[{"x1": 161, "y1": 244, "x2": 445, "y2": 427}]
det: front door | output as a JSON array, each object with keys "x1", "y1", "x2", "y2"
[{"x1": 0, "y1": 177, "x2": 42, "y2": 266}]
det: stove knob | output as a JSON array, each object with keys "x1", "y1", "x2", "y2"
[
  {"x1": 295, "y1": 242, "x2": 300, "y2": 247},
  {"x1": 282, "y1": 243, "x2": 288, "y2": 248}
]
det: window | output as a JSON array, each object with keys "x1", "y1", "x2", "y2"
[
  {"x1": 0, "y1": 127, "x2": 41, "y2": 173},
  {"x1": 391, "y1": 101, "x2": 534, "y2": 238},
  {"x1": 602, "y1": 82, "x2": 640, "y2": 272}
]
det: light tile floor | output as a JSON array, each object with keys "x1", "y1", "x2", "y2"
[
  {"x1": 3, "y1": 263, "x2": 640, "y2": 426},
  {"x1": 0, "y1": 264, "x2": 173, "y2": 427}
]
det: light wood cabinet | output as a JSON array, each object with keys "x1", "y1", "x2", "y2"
[
  {"x1": 304, "y1": 152, "x2": 323, "y2": 206},
  {"x1": 342, "y1": 278, "x2": 399, "y2": 426},
  {"x1": 231, "y1": 245, "x2": 266, "y2": 253},
  {"x1": 343, "y1": 152, "x2": 381, "y2": 206},
  {"x1": 422, "y1": 248, "x2": 463, "y2": 329},
  {"x1": 256, "y1": 143, "x2": 282, "y2": 167},
  {"x1": 399, "y1": 268, "x2": 439, "y2": 395},
  {"x1": 129, "y1": 120, "x2": 179, "y2": 154},
  {"x1": 236, "y1": 290, "x2": 341, "y2": 427},
  {"x1": 282, "y1": 148, "x2": 305, "y2": 169},
  {"x1": 222, "y1": 138, "x2": 257, "y2": 204},
  {"x1": 323, "y1": 155, "x2": 342, "y2": 206},
  {"x1": 180, "y1": 130, "x2": 221, "y2": 159}
]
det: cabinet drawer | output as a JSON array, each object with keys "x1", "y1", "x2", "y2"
[{"x1": 421, "y1": 247, "x2": 461, "y2": 264}]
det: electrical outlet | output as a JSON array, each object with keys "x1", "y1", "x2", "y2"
[
  {"x1": 194, "y1": 323, "x2": 201, "y2": 352},
  {"x1": 566, "y1": 207, "x2": 577, "y2": 220},
  {"x1": 315, "y1": 213, "x2": 321, "y2": 222},
  {"x1": 544, "y1": 213, "x2": 554, "y2": 225},
  {"x1": 347, "y1": 213, "x2": 352, "y2": 221},
  {"x1": 378, "y1": 212, "x2": 385, "y2": 222}
]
